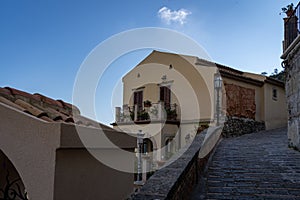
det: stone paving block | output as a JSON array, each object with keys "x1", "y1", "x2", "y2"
[{"x1": 191, "y1": 128, "x2": 300, "y2": 199}]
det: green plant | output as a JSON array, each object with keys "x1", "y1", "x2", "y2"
[
  {"x1": 281, "y1": 3, "x2": 294, "y2": 16},
  {"x1": 143, "y1": 100, "x2": 152, "y2": 107},
  {"x1": 130, "y1": 111, "x2": 134, "y2": 120},
  {"x1": 138, "y1": 110, "x2": 150, "y2": 120},
  {"x1": 166, "y1": 108, "x2": 177, "y2": 120}
]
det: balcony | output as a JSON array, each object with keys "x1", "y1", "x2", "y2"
[
  {"x1": 115, "y1": 102, "x2": 179, "y2": 123},
  {"x1": 283, "y1": 2, "x2": 300, "y2": 52}
]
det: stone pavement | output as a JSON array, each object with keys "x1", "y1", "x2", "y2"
[{"x1": 191, "y1": 127, "x2": 300, "y2": 199}]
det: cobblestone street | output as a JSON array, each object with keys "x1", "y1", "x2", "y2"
[{"x1": 192, "y1": 128, "x2": 300, "y2": 199}]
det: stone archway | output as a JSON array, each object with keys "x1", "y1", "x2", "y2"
[{"x1": 0, "y1": 150, "x2": 28, "y2": 200}]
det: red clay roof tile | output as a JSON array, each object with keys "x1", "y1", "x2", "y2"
[
  {"x1": 0, "y1": 87, "x2": 12, "y2": 96},
  {"x1": 5, "y1": 87, "x2": 40, "y2": 102},
  {"x1": 33, "y1": 93, "x2": 64, "y2": 108},
  {"x1": 15, "y1": 99, "x2": 48, "y2": 118},
  {"x1": 65, "y1": 117, "x2": 74, "y2": 123},
  {"x1": 0, "y1": 86, "x2": 112, "y2": 129},
  {"x1": 0, "y1": 96, "x2": 24, "y2": 111},
  {"x1": 39, "y1": 115, "x2": 53, "y2": 122}
]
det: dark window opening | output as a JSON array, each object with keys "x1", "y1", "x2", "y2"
[
  {"x1": 272, "y1": 88, "x2": 278, "y2": 101},
  {"x1": 160, "y1": 86, "x2": 171, "y2": 109},
  {"x1": 134, "y1": 90, "x2": 143, "y2": 112}
]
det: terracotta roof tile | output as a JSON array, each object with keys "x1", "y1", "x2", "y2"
[
  {"x1": 39, "y1": 115, "x2": 53, "y2": 122},
  {"x1": 0, "y1": 87, "x2": 12, "y2": 96},
  {"x1": 57, "y1": 99, "x2": 80, "y2": 115},
  {"x1": 42, "y1": 107, "x2": 69, "y2": 121},
  {"x1": 0, "y1": 96, "x2": 24, "y2": 111},
  {"x1": 0, "y1": 86, "x2": 112, "y2": 129},
  {"x1": 33, "y1": 93, "x2": 64, "y2": 108},
  {"x1": 5, "y1": 87, "x2": 40, "y2": 102},
  {"x1": 15, "y1": 99, "x2": 48, "y2": 118},
  {"x1": 65, "y1": 117, "x2": 74, "y2": 123}
]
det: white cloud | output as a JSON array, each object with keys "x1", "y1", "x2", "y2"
[{"x1": 158, "y1": 6, "x2": 191, "y2": 25}]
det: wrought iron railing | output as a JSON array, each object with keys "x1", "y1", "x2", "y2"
[
  {"x1": 0, "y1": 170, "x2": 28, "y2": 200},
  {"x1": 284, "y1": 2, "x2": 300, "y2": 51},
  {"x1": 116, "y1": 102, "x2": 179, "y2": 122}
]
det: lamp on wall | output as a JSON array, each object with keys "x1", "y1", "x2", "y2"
[{"x1": 214, "y1": 74, "x2": 222, "y2": 126}]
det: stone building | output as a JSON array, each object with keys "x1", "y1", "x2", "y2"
[{"x1": 281, "y1": 2, "x2": 300, "y2": 150}]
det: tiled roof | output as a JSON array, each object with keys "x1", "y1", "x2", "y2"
[{"x1": 0, "y1": 87, "x2": 114, "y2": 131}]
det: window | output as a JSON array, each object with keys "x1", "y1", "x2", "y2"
[
  {"x1": 134, "y1": 90, "x2": 143, "y2": 112},
  {"x1": 272, "y1": 88, "x2": 278, "y2": 101},
  {"x1": 160, "y1": 86, "x2": 171, "y2": 108}
]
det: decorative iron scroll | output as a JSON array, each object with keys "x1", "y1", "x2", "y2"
[{"x1": 0, "y1": 170, "x2": 28, "y2": 200}]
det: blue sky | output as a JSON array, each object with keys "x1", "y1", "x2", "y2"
[{"x1": 0, "y1": 0, "x2": 297, "y2": 125}]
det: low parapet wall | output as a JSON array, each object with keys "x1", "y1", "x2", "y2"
[{"x1": 131, "y1": 127, "x2": 222, "y2": 200}]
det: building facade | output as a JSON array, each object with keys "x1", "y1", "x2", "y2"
[{"x1": 113, "y1": 51, "x2": 287, "y2": 176}]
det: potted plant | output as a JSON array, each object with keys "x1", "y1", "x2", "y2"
[
  {"x1": 166, "y1": 108, "x2": 177, "y2": 120},
  {"x1": 138, "y1": 110, "x2": 150, "y2": 120},
  {"x1": 143, "y1": 100, "x2": 152, "y2": 107},
  {"x1": 130, "y1": 111, "x2": 134, "y2": 121},
  {"x1": 282, "y1": 3, "x2": 294, "y2": 17}
]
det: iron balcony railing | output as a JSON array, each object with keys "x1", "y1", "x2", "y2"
[
  {"x1": 283, "y1": 2, "x2": 300, "y2": 51},
  {"x1": 116, "y1": 102, "x2": 179, "y2": 122}
]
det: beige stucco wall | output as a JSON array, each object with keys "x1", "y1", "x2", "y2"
[
  {"x1": 263, "y1": 83, "x2": 287, "y2": 129},
  {"x1": 0, "y1": 102, "x2": 61, "y2": 200},
  {"x1": 122, "y1": 51, "x2": 217, "y2": 122},
  {"x1": 54, "y1": 148, "x2": 134, "y2": 200},
  {"x1": 0, "y1": 102, "x2": 136, "y2": 200}
]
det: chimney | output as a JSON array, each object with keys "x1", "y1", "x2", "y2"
[{"x1": 283, "y1": 15, "x2": 298, "y2": 51}]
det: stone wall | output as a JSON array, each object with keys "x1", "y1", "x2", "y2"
[
  {"x1": 222, "y1": 116, "x2": 265, "y2": 138},
  {"x1": 131, "y1": 127, "x2": 222, "y2": 200},
  {"x1": 284, "y1": 38, "x2": 300, "y2": 150}
]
